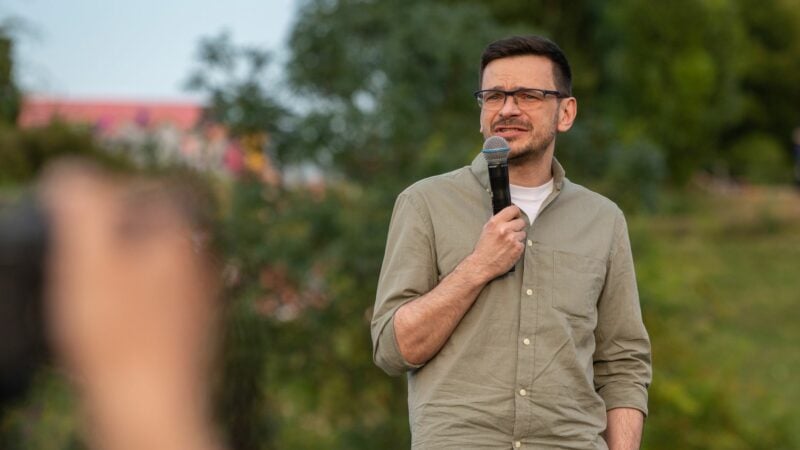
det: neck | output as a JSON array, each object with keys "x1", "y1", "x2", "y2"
[{"x1": 509, "y1": 151, "x2": 554, "y2": 187}]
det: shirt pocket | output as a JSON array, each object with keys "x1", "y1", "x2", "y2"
[{"x1": 552, "y1": 250, "x2": 607, "y2": 319}]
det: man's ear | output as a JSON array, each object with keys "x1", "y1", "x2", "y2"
[{"x1": 557, "y1": 97, "x2": 577, "y2": 133}]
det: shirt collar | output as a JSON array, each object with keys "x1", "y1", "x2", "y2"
[{"x1": 470, "y1": 152, "x2": 566, "y2": 192}]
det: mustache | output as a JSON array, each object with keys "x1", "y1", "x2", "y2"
[{"x1": 492, "y1": 118, "x2": 530, "y2": 130}]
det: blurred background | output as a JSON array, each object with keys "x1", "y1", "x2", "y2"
[{"x1": 1, "y1": 0, "x2": 799, "y2": 448}]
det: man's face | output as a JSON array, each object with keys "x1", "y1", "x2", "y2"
[{"x1": 479, "y1": 55, "x2": 574, "y2": 165}]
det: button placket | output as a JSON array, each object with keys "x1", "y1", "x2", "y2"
[{"x1": 513, "y1": 239, "x2": 538, "y2": 439}]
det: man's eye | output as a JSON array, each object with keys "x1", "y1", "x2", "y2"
[
  {"x1": 518, "y1": 92, "x2": 541, "y2": 101},
  {"x1": 485, "y1": 92, "x2": 504, "y2": 102}
]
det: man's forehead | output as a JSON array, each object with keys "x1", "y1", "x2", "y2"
[{"x1": 482, "y1": 55, "x2": 555, "y2": 88}]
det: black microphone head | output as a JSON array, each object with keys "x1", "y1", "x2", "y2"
[{"x1": 481, "y1": 136, "x2": 510, "y2": 164}]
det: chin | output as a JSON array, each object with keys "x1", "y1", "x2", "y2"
[
  {"x1": 508, "y1": 139, "x2": 532, "y2": 155},
  {"x1": 510, "y1": 143, "x2": 549, "y2": 165}
]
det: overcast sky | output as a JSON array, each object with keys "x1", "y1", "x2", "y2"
[{"x1": 2, "y1": 0, "x2": 297, "y2": 101}]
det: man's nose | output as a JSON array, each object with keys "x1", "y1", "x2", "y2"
[{"x1": 499, "y1": 94, "x2": 521, "y2": 117}]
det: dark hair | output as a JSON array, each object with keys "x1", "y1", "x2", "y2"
[{"x1": 479, "y1": 35, "x2": 572, "y2": 96}]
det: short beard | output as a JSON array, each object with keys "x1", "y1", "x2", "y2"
[{"x1": 508, "y1": 128, "x2": 556, "y2": 167}]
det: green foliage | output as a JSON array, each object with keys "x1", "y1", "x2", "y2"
[
  {"x1": 0, "y1": 369, "x2": 83, "y2": 450},
  {"x1": 213, "y1": 180, "x2": 410, "y2": 449},
  {"x1": 0, "y1": 121, "x2": 125, "y2": 186},
  {"x1": 184, "y1": 30, "x2": 293, "y2": 155},
  {"x1": 0, "y1": 27, "x2": 21, "y2": 125},
  {"x1": 735, "y1": 0, "x2": 800, "y2": 148},
  {"x1": 601, "y1": 136, "x2": 667, "y2": 213},
  {"x1": 287, "y1": 0, "x2": 501, "y2": 184},
  {"x1": 728, "y1": 132, "x2": 793, "y2": 184},
  {"x1": 597, "y1": 0, "x2": 746, "y2": 184}
]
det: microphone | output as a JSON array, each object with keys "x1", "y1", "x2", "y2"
[
  {"x1": 481, "y1": 136, "x2": 515, "y2": 273},
  {"x1": 482, "y1": 136, "x2": 512, "y2": 215}
]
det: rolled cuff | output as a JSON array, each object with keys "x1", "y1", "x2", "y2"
[
  {"x1": 598, "y1": 381, "x2": 649, "y2": 417},
  {"x1": 373, "y1": 313, "x2": 425, "y2": 376}
]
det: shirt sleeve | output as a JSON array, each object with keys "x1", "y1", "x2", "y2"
[
  {"x1": 371, "y1": 191, "x2": 438, "y2": 376},
  {"x1": 593, "y1": 210, "x2": 652, "y2": 416}
]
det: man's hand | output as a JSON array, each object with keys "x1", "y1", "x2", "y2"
[{"x1": 463, "y1": 205, "x2": 527, "y2": 282}]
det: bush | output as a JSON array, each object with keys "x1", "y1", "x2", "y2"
[
  {"x1": 602, "y1": 137, "x2": 668, "y2": 213},
  {"x1": 0, "y1": 121, "x2": 123, "y2": 187},
  {"x1": 728, "y1": 133, "x2": 792, "y2": 184}
]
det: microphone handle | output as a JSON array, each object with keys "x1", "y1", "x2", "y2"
[
  {"x1": 487, "y1": 162, "x2": 515, "y2": 273},
  {"x1": 488, "y1": 163, "x2": 512, "y2": 214}
]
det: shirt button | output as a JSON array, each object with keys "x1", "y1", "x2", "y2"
[
  {"x1": 519, "y1": 389, "x2": 527, "y2": 396},
  {"x1": 514, "y1": 441, "x2": 522, "y2": 448},
  {"x1": 527, "y1": 239, "x2": 532, "y2": 246},
  {"x1": 523, "y1": 338, "x2": 530, "y2": 345},
  {"x1": 526, "y1": 289, "x2": 533, "y2": 296}
]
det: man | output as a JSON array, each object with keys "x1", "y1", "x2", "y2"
[{"x1": 371, "y1": 35, "x2": 652, "y2": 449}]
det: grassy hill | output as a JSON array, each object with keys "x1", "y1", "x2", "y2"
[{"x1": 635, "y1": 186, "x2": 800, "y2": 449}]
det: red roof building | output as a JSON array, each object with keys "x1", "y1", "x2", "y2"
[
  {"x1": 17, "y1": 96, "x2": 203, "y2": 136},
  {"x1": 17, "y1": 96, "x2": 281, "y2": 180}
]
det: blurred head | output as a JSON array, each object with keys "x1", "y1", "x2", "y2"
[{"x1": 477, "y1": 36, "x2": 577, "y2": 166}]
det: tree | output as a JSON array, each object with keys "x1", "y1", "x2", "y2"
[
  {"x1": 287, "y1": 0, "x2": 503, "y2": 186},
  {"x1": 185, "y1": 31, "x2": 291, "y2": 140},
  {"x1": 723, "y1": 0, "x2": 800, "y2": 183},
  {"x1": 0, "y1": 22, "x2": 21, "y2": 125}
]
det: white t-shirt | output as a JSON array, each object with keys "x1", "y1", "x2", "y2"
[{"x1": 510, "y1": 179, "x2": 554, "y2": 223}]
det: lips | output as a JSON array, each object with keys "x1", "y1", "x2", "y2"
[
  {"x1": 493, "y1": 123, "x2": 529, "y2": 140},
  {"x1": 494, "y1": 126, "x2": 528, "y2": 133},
  {"x1": 492, "y1": 120, "x2": 530, "y2": 135}
]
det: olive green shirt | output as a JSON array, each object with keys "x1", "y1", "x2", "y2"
[{"x1": 371, "y1": 155, "x2": 652, "y2": 449}]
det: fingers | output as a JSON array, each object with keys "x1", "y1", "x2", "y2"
[
  {"x1": 463, "y1": 204, "x2": 532, "y2": 280},
  {"x1": 508, "y1": 218, "x2": 526, "y2": 232},
  {"x1": 487, "y1": 213, "x2": 526, "y2": 236},
  {"x1": 494, "y1": 204, "x2": 522, "y2": 220},
  {"x1": 491, "y1": 206, "x2": 527, "y2": 229},
  {"x1": 483, "y1": 202, "x2": 526, "y2": 237}
]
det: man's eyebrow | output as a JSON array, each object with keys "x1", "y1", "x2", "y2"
[{"x1": 481, "y1": 86, "x2": 527, "y2": 91}]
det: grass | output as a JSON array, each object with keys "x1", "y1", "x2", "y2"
[{"x1": 633, "y1": 186, "x2": 800, "y2": 449}]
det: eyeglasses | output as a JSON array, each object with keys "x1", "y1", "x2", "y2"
[{"x1": 473, "y1": 88, "x2": 567, "y2": 110}]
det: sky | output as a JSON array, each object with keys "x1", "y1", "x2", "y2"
[{"x1": 1, "y1": 0, "x2": 298, "y2": 102}]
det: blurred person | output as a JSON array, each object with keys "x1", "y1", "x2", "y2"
[
  {"x1": 372, "y1": 36, "x2": 651, "y2": 449},
  {"x1": 6, "y1": 160, "x2": 225, "y2": 450},
  {"x1": 793, "y1": 127, "x2": 800, "y2": 188}
]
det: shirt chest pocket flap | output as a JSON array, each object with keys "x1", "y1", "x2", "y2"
[{"x1": 552, "y1": 250, "x2": 607, "y2": 319}]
